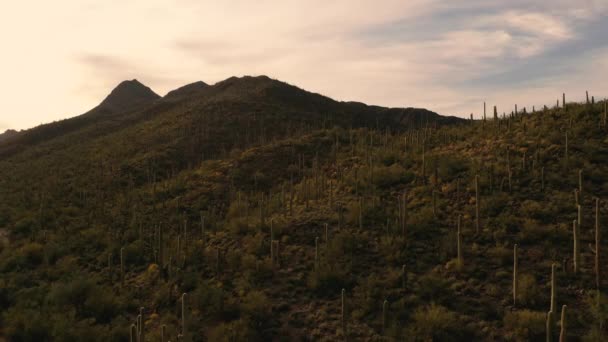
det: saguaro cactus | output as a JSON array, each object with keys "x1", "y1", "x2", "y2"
[
  {"x1": 139, "y1": 307, "x2": 145, "y2": 342},
  {"x1": 551, "y1": 263, "x2": 557, "y2": 313},
  {"x1": 457, "y1": 217, "x2": 463, "y2": 269},
  {"x1": 315, "y1": 236, "x2": 319, "y2": 270},
  {"x1": 559, "y1": 305, "x2": 567, "y2": 342},
  {"x1": 592, "y1": 198, "x2": 601, "y2": 289},
  {"x1": 130, "y1": 324, "x2": 137, "y2": 342},
  {"x1": 120, "y1": 247, "x2": 125, "y2": 286},
  {"x1": 475, "y1": 175, "x2": 480, "y2": 234},
  {"x1": 432, "y1": 190, "x2": 437, "y2": 217},
  {"x1": 565, "y1": 133, "x2": 569, "y2": 162},
  {"x1": 578, "y1": 169, "x2": 583, "y2": 197},
  {"x1": 359, "y1": 197, "x2": 363, "y2": 230},
  {"x1": 181, "y1": 293, "x2": 188, "y2": 341},
  {"x1": 341, "y1": 288, "x2": 347, "y2": 339},
  {"x1": 513, "y1": 244, "x2": 518, "y2": 305},
  {"x1": 158, "y1": 224, "x2": 164, "y2": 266},
  {"x1": 541, "y1": 167, "x2": 545, "y2": 192},
  {"x1": 200, "y1": 212, "x2": 205, "y2": 242},
  {"x1": 546, "y1": 310, "x2": 554, "y2": 342},
  {"x1": 382, "y1": 299, "x2": 389, "y2": 334},
  {"x1": 108, "y1": 252, "x2": 112, "y2": 283},
  {"x1": 563, "y1": 93, "x2": 566, "y2": 109},
  {"x1": 270, "y1": 220, "x2": 274, "y2": 260},
  {"x1": 573, "y1": 220, "x2": 580, "y2": 274}
]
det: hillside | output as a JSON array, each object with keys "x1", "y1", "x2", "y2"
[
  {"x1": 1, "y1": 77, "x2": 606, "y2": 341},
  {"x1": 0, "y1": 129, "x2": 18, "y2": 143}
]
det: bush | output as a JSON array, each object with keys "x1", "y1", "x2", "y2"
[
  {"x1": 307, "y1": 264, "x2": 351, "y2": 296},
  {"x1": 503, "y1": 310, "x2": 545, "y2": 340},
  {"x1": 406, "y1": 304, "x2": 468, "y2": 341},
  {"x1": 517, "y1": 273, "x2": 540, "y2": 306},
  {"x1": 19, "y1": 242, "x2": 44, "y2": 266}
]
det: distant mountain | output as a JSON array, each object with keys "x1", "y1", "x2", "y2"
[
  {"x1": 0, "y1": 75, "x2": 464, "y2": 161},
  {"x1": 0, "y1": 80, "x2": 161, "y2": 157},
  {"x1": 92, "y1": 79, "x2": 160, "y2": 114}
]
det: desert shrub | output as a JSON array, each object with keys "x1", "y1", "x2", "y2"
[
  {"x1": 12, "y1": 216, "x2": 37, "y2": 238},
  {"x1": 240, "y1": 290, "x2": 271, "y2": 325},
  {"x1": 48, "y1": 277, "x2": 94, "y2": 309},
  {"x1": 413, "y1": 273, "x2": 454, "y2": 306},
  {"x1": 19, "y1": 242, "x2": 44, "y2": 266},
  {"x1": 4, "y1": 308, "x2": 51, "y2": 342},
  {"x1": 518, "y1": 219, "x2": 552, "y2": 243},
  {"x1": 517, "y1": 273, "x2": 540, "y2": 306},
  {"x1": 307, "y1": 264, "x2": 351, "y2": 296},
  {"x1": 193, "y1": 281, "x2": 225, "y2": 320},
  {"x1": 372, "y1": 164, "x2": 413, "y2": 188},
  {"x1": 225, "y1": 217, "x2": 251, "y2": 235},
  {"x1": 208, "y1": 318, "x2": 259, "y2": 342},
  {"x1": 438, "y1": 155, "x2": 469, "y2": 179},
  {"x1": 487, "y1": 244, "x2": 511, "y2": 266},
  {"x1": 326, "y1": 230, "x2": 358, "y2": 259},
  {"x1": 82, "y1": 286, "x2": 122, "y2": 323},
  {"x1": 405, "y1": 304, "x2": 468, "y2": 341},
  {"x1": 503, "y1": 310, "x2": 545, "y2": 340}
]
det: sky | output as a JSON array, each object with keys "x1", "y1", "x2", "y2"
[{"x1": 1, "y1": 0, "x2": 607, "y2": 131}]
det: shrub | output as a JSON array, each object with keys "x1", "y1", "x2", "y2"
[
  {"x1": 406, "y1": 304, "x2": 468, "y2": 341},
  {"x1": 503, "y1": 310, "x2": 545, "y2": 340},
  {"x1": 517, "y1": 274, "x2": 540, "y2": 306},
  {"x1": 307, "y1": 264, "x2": 351, "y2": 297}
]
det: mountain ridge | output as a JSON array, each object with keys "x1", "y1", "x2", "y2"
[{"x1": 0, "y1": 75, "x2": 463, "y2": 160}]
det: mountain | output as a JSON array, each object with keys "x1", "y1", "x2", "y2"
[
  {"x1": 0, "y1": 80, "x2": 161, "y2": 158},
  {"x1": 164, "y1": 80, "x2": 209, "y2": 99},
  {"x1": 0, "y1": 75, "x2": 492, "y2": 341},
  {"x1": 93, "y1": 79, "x2": 160, "y2": 114},
  {"x1": 0, "y1": 76, "x2": 461, "y2": 162}
]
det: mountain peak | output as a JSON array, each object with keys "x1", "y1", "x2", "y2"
[
  {"x1": 164, "y1": 81, "x2": 209, "y2": 99},
  {"x1": 98, "y1": 79, "x2": 160, "y2": 113}
]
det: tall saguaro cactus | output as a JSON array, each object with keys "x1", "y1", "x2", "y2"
[
  {"x1": 565, "y1": 133, "x2": 569, "y2": 163},
  {"x1": 382, "y1": 299, "x2": 388, "y2": 334},
  {"x1": 546, "y1": 310, "x2": 554, "y2": 342},
  {"x1": 573, "y1": 220, "x2": 580, "y2": 274},
  {"x1": 457, "y1": 216, "x2": 463, "y2": 270},
  {"x1": 475, "y1": 175, "x2": 480, "y2": 234},
  {"x1": 592, "y1": 198, "x2": 601, "y2": 289},
  {"x1": 551, "y1": 264, "x2": 557, "y2": 314},
  {"x1": 120, "y1": 247, "x2": 125, "y2": 286},
  {"x1": 541, "y1": 167, "x2": 545, "y2": 192},
  {"x1": 559, "y1": 305, "x2": 567, "y2": 342},
  {"x1": 181, "y1": 293, "x2": 188, "y2": 341},
  {"x1": 579, "y1": 169, "x2": 583, "y2": 197},
  {"x1": 513, "y1": 244, "x2": 518, "y2": 305},
  {"x1": 130, "y1": 324, "x2": 137, "y2": 342},
  {"x1": 341, "y1": 288, "x2": 347, "y2": 340}
]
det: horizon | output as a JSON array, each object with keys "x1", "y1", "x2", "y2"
[{"x1": 1, "y1": 1, "x2": 608, "y2": 131}]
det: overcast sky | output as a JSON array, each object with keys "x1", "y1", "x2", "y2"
[{"x1": 1, "y1": 0, "x2": 607, "y2": 131}]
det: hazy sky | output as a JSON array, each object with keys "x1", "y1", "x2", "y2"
[{"x1": 1, "y1": 0, "x2": 607, "y2": 131}]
